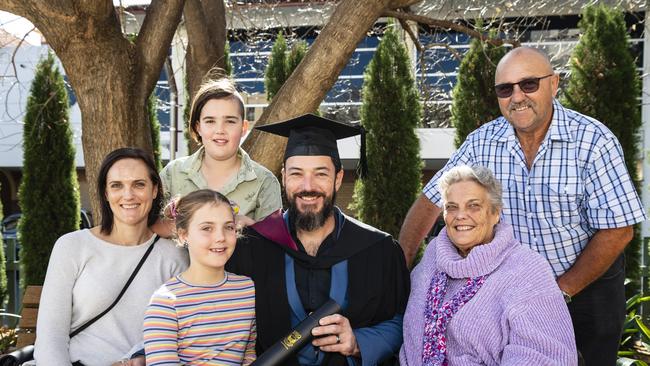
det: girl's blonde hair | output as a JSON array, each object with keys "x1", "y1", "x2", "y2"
[{"x1": 163, "y1": 189, "x2": 239, "y2": 238}]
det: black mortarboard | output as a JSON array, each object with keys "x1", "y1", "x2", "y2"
[{"x1": 255, "y1": 113, "x2": 367, "y2": 178}]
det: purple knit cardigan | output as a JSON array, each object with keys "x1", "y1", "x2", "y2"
[{"x1": 399, "y1": 223, "x2": 577, "y2": 366}]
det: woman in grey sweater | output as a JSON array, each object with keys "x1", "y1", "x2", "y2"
[{"x1": 34, "y1": 148, "x2": 188, "y2": 366}]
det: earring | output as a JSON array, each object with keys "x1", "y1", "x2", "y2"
[{"x1": 183, "y1": 240, "x2": 189, "y2": 249}]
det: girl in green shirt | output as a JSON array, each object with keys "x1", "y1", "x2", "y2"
[{"x1": 155, "y1": 76, "x2": 281, "y2": 236}]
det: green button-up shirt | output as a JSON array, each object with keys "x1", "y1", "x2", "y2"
[{"x1": 160, "y1": 147, "x2": 282, "y2": 221}]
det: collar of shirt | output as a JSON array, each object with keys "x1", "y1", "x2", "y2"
[
  {"x1": 489, "y1": 99, "x2": 575, "y2": 144},
  {"x1": 179, "y1": 146, "x2": 260, "y2": 195}
]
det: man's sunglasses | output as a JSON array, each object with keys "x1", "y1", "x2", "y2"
[{"x1": 494, "y1": 74, "x2": 554, "y2": 98}]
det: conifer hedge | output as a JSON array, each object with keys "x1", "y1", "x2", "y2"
[
  {"x1": 562, "y1": 5, "x2": 643, "y2": 294},
  {"x1": 451, "y1": 34, "x2": 506, "y2": 148},
  {"x1": 351, "y1": 24, "x2": 422, "y2": 237},
  {"x1": 265, "y1": 32, "x2": 288, "y2": 101},
  {"x1": 265, "y1": 33, "x2": 307, "y2": 101},
  {"x1": 18, "y1": 53, "x2": 80, "y2": 286}
]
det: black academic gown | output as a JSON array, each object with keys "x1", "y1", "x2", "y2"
[{"x1": 226, "y1": 208, "x2": 410, "y2": 366}]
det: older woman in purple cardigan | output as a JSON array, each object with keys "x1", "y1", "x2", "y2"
[{"x1": 400, "y1": 165, "x2": 577, "y2": 366}]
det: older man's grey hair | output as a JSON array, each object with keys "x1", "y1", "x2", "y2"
[{"x1": 438, "y1": 165, "x2": 503, "y2": 213}]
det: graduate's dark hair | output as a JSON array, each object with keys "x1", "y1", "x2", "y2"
[
  {"x1": 283, "y1": 156, "x2": 342, "y2": 174},
  {"x1": 189, "y1": 70, "x2": 246, "y2": 144},
  {"x1": 332, "y1": 157, "x2": 342, "y2": 174},
  {"x1": 97, "y1": 147, "x2": 164, "y2": 235}
]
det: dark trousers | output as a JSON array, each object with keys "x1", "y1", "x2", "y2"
[{"x1": 568, "y1": 255, "x2": 626, "y2": 366}]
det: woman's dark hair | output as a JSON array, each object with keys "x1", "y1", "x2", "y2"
[{"x1": 97, "y1": 147, "x2": 164, "y2": 234}]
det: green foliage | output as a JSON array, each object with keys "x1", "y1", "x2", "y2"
[
  {"x1": 148, "y1": 93, "x2": 162, "y2": 171},
  {"x1": 0, "y1": 326, "x2": 17, "y2": 353},
  {"x1": 264, "y1": 33, "x2": 308, "y2": 102},
  {"x1": 561, "y1": 5, "x2": 642, "y2": 296},
  {"x1": 224, "y1": 40, "x2": 233, "y2": 76},
  {"x1": 0, "y1": 187, "x2": 7, "y2": 304},
  {"x1": 265, "y1": 32, "x2": 288, "y2": 101},
  {"x1": 618, "y1": 293, "x2": 650, "y2": 364},
  {"x1": 451, "y1": 32, "x2": 506, "y2": 147},
  {"x1": 287, "y1": 40, "x2": 307, "y2": 73},
  {"x1": 618, "y1": 358, "x2": 649, "y2": 366},
  {"x1": 18, "y1": 53, "x2": 80, "y2": 286},
  {"x1": 351, "y1": 24, "x2": 422, "y2": 238}
]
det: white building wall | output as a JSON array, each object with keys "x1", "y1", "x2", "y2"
[{"x1": 0, "y1": 45, "x2": 84, "y2": 168}]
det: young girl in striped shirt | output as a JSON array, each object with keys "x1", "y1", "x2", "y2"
[{"x1": 144, "y1": 189, "x2": 256, "y2": 365}]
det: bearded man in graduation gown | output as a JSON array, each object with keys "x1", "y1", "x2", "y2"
[{"x1": 226, "y1": 114, "x2": 410, "y2": 366}]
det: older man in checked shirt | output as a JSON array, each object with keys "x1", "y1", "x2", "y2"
[{"x1": 399, "y1": 46, "x2": 647, "y2": 366}]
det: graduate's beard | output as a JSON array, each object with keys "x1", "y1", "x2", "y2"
[{"x1": 288, "y1": 189, "x2": 336, "y2": 232}]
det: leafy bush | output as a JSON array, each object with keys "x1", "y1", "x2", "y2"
[{"x1": 618, "y1": 292, "x2": 650, "y2": 365}]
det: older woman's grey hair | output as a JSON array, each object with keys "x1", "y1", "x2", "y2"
[{"x1": 438, "y1": 165, "x2": 503, "y2": 213}]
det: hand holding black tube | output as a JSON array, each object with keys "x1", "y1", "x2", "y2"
[
  {"x1": 251, "y1": 299, "x2": 341, "y2": 366},
  {"x1": 311, "y1": 313, "x2": 360, "y2": 357}
]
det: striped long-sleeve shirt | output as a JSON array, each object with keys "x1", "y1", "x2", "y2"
[{"x1": 144, "y1": 273, "x2": 256, "y2": 365}]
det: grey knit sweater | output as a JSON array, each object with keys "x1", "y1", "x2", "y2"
[{"x1": 34, "y1": 229, "x2": 188, "y2": 366}]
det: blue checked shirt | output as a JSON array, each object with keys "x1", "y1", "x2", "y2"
[{"x1": 424, "y1": 100, "x2": 647, "y2": 276}]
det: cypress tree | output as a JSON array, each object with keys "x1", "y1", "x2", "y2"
[
  {"x1": 451, "y1": 32, "x2": 506, "y2": 147},
  {"x1": 264, "y1": 35, "x2": 313, "y2": 117},
  {"x1": 562, "y1": 5, "x2": 642, "y2": 294},
  {"x1": 351, "y1": 24, "x2": 422, "y2": 237},
  {"x1": 18, "y1": 53, "x2": 80, "y2": 285},
  {"x1": 265, "y1": 32, "x2": 288, "y2": 101},
  {"x1": 265, "y1": 34, "x2": 308, "y2": 101}
]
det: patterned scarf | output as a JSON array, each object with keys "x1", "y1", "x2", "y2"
[{"x1": 421, "y1": 270, "x2": 487, "y2": 366}]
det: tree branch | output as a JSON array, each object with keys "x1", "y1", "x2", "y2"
[
  {"x1": 0, "y1": 0, "x2": 75, "y2": 23},
  {"x1": 77, "y1": 0, "x2": 113, "y2": 19},
  {"x1": 388, "y1": 0, "x2": 422, "y2": 9},
  {"x1": 184, "y1": 0, "x2": 227, "y2": 72},
  {"x1": 10, "y1": 27, "x2": 35, "y2": 78},
  {"x1": 242, "y1": 0, "x2": 395, "y2": 174},
  {"x1": 184, "y1": 0, "x2": 227, "y2": 106},
  {"x1": 398, "y1": 18, "x2": 423, "y2": 53},
  {"x1": 184, "y1": 0, "x2": 214, "y2": 69},
  {"x1": 383, "y1": 9, "x2": 521, "y2": 47},
  {"x1": 0, "y1": 0, "x2": 25, "y2": 15},
  {"x1": 427, "y1": 42, "x2": 462, "y2": 60},
  {"x1": 136, "y1": 0, "x2": 184, "y2": 97},
  {"x1": 202, "y1": 0, "x2": 226, "y2": 69}
]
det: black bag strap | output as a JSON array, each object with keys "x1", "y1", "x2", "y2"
[{"x1": 69, "y1": 235, "x2": 160, "y2": 338}]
